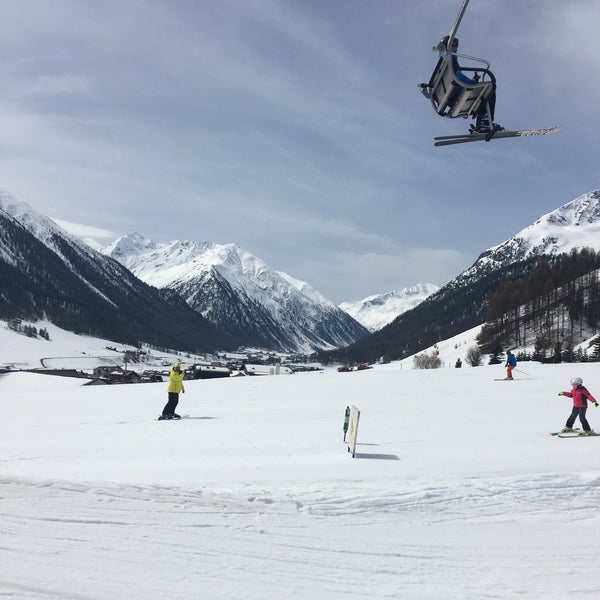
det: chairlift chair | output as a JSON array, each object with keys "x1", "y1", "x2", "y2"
[
  {"x1": 418, "y1": 0, "x2": 559, "y2": 146},
  {"x1": 419, "y1": 41, "x2": 496, "y2": 125}
]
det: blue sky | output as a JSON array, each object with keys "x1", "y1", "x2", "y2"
[{"x1": 1, "y1": 0, "x2": 599, "y2": 303}]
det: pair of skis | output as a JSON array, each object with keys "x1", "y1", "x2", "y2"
[
  {"x1": 550, "y1": 429, "x2": 599, "y2": 438},
  {"x1": 434, "y1": 126, "x2": 560, "y2": 147}
]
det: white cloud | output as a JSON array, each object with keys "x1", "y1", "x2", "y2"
[
  {"x1": 19, "y1": 73, "x2": 95, "y2": 98},
  {"x1": 292, "y1": 247, "x2": 472, "y2": 304},
  {"x1": 0, "y1": 0, "x2": 596, "y2": 304},
  {"x1": 51, "y1": 218, "x2": 117, "y2": 242}
]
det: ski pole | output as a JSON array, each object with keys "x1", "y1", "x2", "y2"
[{"x1": 515, "y1": 368, "x2": 530, "y2": 376}]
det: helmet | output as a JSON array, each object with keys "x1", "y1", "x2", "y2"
[
  {"x1": 441, "y1": 35, "x2": 459, "y2": 49},
  {"x1": 571, "y1": 377, "x2": 583, "y2": 386}
]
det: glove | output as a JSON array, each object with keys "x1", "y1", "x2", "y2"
[
  {"x1": 558, "y1": 392, "x2": 564, "y2": 396},
  {"x1": 594, "y1": 402, "x2": 599, "y2": 408}
]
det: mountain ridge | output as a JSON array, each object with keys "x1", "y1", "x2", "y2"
[
  {"x1": 0, "y1": 190, "x2": 235, "y2": 352},
  {"x1": 339, "y1": 284, "x2": 439, "y2": 332},
  {"x1": 103, "y1": 233, "x2": 368, "y2": 353},
  {"x1": 324, "y1": 189, "x2": 600, "y2": 364}
]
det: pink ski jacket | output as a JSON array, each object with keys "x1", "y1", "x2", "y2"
[{"x1": 562, "y1": 385, "x2": 596, "y2": 408}]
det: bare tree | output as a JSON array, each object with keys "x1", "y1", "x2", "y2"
[
  {"x1": 413, "y1": 353, "x2": 442, "y2": 369},
  {"x1": 465, "y1": 346, "x2": 483, "y2": 367}
]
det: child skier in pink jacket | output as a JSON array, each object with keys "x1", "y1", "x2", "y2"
[{"x1": 559, "y1": 377, "x2": 598, "y2": 435}]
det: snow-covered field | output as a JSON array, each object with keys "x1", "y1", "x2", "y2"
[{"x1": 2, "y1": 325, "x2": 600, "y2": 599}]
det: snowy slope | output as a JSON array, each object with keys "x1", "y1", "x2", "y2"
[
  {"x1": 339, "y1": 283, "x2": 439, "y2": 332},
  {"x1": 0, "y1": 189, "x2": 110, "y2": 287},
  {"x1": 104, "y1": 234, "x2": 334, "y2": 309},
  {"x1": 462, "y1": 189, "x2": 600, "y2": 281},
  {"x1": 103, "y1": 233, "x2": 367, "y2": 352},
  {"x1": 2, "y1": 330, "x2": 600, "y2": 598},
  {"x1": 0, "y1": 191, "x2": 229, "y2": 352},
  {"x1": 338, "y1": 189, "x2": 600, "y2": 363}
]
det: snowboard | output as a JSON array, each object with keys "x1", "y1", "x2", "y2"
[{"x1": 434, "y1": 126, "x2": 560, "y2": 147}]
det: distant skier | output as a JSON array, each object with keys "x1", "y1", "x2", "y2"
[
  {"x1": 504, "y1": 351, "x2": 517, "y2": 380},
  {"x1": 160, "y1": 362, "x2": 186, "y2": 420},
  {"x1": 558, "y1": 377, "x2": 598, "y2": 435}
]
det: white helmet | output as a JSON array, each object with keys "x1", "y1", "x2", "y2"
[{"x1": 571, "y1": 377, "x2": 583, "y2": 386}]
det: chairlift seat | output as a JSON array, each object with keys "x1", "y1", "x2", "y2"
[{"x1": 420, "y1": 52, "x2": 496, "y2": 120}]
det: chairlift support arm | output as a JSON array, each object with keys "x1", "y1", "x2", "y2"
[{"x1": 447, "y1": 0, "x2": 470, "y2": 49}]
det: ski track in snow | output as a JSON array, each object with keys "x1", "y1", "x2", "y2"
[{"x1": 2, "y1": 473, "x2": 600, "y2": 599}]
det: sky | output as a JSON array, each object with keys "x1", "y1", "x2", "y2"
[{"x1": 1, "y1": 0, "x2": 599, "y2": 303}]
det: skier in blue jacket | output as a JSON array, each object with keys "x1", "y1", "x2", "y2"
[{"x1": 504, "y1": 351, "x2": 517, "y2": 380}]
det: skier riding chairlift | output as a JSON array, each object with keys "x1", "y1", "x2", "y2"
[
  {"x1": 419, "y1": 34, "x2": 501, "y2": 134},
  {"x1": 419, "y1": 0, "x2": 558, "y2": 146}
]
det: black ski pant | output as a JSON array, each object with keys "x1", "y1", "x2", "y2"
[
  {"x1": 162, "y1": 392, "x2": 180, "y2": 416},
  {"x1": 566, "y1": 405, "x2": 590, "y2": 431}
]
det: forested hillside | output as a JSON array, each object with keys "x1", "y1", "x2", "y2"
[
  {"x1": 478, "y1": 249, "x2": 600, "y2": 362},
  {"x1": 320, "y1": 257, "x2": 545, "y2": 365}
]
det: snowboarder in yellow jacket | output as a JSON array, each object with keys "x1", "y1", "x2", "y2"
[{"x1": 160, "y1": 362, "x2": 185, "y2": 420}]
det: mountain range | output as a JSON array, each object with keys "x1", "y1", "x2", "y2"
[
  {"x1": 456, "y1": 189, "x2": 600, "y2": 286},
  {"x1": 102, "y1": 233, "x2": 368, "y2": 353},
  {"x1": 3, "y1": 186, "x2": 600, "y2": 361},
  {"x1": 339, "y1": 284, "x2": 439, "y2": 332},
  {"x1": 0, "y1": 191, "x2": 233, "y2": 353},
  {"x1": 327, "y1": 189, "x2": 600, "y2": 364}
]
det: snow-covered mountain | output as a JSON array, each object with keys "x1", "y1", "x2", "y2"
[
  {"x1": 339, "y1": 284, "x2": 439, "y2": 332},
  {"x1": 327, "y1": 189, "x2": 600, "y2": 364},
  {"x1": 0, "y1": 190, "x2": 231, "y2": 352},
  {"x1": 456, "y1": 190, "x2": 600, "y2": 287},
  {"x1": 103, "y1": 233, "x2": 368, "y2": 353}
]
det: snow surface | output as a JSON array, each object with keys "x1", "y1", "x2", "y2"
[
  {"x1": 2, "y1": 325, "x2": 600, "y2": 599},
  {"x1": 474, "y1": 190, "x2": 600, "y2": 272},
  {"x1": 102, "y1": 233, "x2": 334, "y2": 308}
]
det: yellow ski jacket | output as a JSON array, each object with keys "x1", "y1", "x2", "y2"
[{"x1": 167, "y1": 368, "x2": 185, "y2": 394}]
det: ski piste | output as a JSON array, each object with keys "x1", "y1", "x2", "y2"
[{"x1": 434, "y1": 126, "x2": 560, "y2": 147}]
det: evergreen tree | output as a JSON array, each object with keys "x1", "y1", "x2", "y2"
[{"x1": 487, "y1": 342, "x2": 503, "y2": 365}]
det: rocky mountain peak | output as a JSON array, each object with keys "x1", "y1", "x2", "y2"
[{"x1": 102, "y1": 234, "x2": 367, "y2": 352}]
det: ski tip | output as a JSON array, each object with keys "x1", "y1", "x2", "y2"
[{"x1": 516, "y1": 125, "x2": 561, "y2": 136}]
